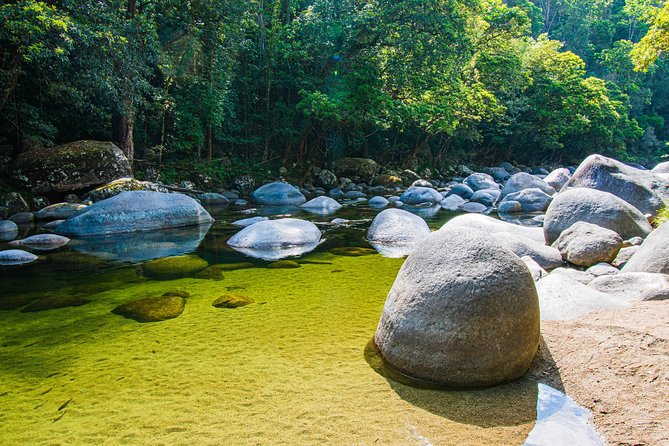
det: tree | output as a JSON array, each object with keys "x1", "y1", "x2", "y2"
[{"x1": 632, "y1": 2, "x2": 669, "y2": 70}]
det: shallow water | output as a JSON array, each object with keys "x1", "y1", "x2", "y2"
[{"x1": 0, "y1": 203, "x2": 600, "y2": 445}]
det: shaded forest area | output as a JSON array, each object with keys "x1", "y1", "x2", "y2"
[{"x1": 1, "y1": 0, "x2": 668, "y2": 183}]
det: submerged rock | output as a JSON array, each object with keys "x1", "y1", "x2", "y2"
[
  {"x1": 56, "y1": 191, "x2": 213, "y2": 237},
  {"x1": 251, "y1": 182, "x2": 306, "y2": 206},
  {"x1": 374, "y1": 227, "x2": 540, "y2": 387},
  {"x1": 142, "y1": 255, "x2": 209, "y2": 280},
  {"x1": 212, "y1": 293, "x2": 254, "y2": 308},
  {"x1": 268, "y1": 260, "x2": 301, "y2": 269},
  {"x1": 21, "y1": 295, "x2": 91, "y2": 313},
  {"x1": 12, "y1": 140, "x2": 133, "y2": 194},
  {"x1": 9, "y1": 234, "x2": 70, "y2": 251},
  {"x1": 112, "y1": 296, "x2": 186, "y2": 322},
  {"x1": 543, "y1": 188, "x2": 652, "y2": 245}
]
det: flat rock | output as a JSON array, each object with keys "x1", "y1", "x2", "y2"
[
  {"x1": 231, "y1": 216, "x2": 268, "y2": 227},
  {"x1": 212, "y1": 293, "x2": 254, "y2": 308}
]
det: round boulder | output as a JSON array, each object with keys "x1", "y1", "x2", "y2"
[
  {"x1": 374, "y1": 227, "x2": 540, "y2": 387},
  {"x1": 553, "y1": 222, "x2": 623, "y2": 267},
  {"x1": 251, "y1": 182, "x2": 306, "y2": 206},
  {"x1": 464, "y1": 173, "x2": 499, "y2": 192},
  {"x1": 399, "y1": 186, "x2": 443, "y2": 205},
  {"x1": 300, "y1": 196, "x2": 342, "y2": 214},
  {"x1": 501, "y1": 172, "x2": 556, "y2": 198},
  {"x1": 367, "y1": 209, "x2": 430, "y2": 246},
  {"x1": 227, "y1": 218, "x2": 321, "y2": 260},
  {"x1": 543, "y1": 188, "x2": 652, "y2": 245},
  {"x1": 498, "y1": 188, "x2": 553, "y2": 213}
]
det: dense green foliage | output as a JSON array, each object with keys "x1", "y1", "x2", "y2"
[{"x1": 1, "y1": 0, "x2": 668, "y2": 176}]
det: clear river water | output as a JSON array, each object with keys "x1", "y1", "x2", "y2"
[{"x1": 0, "y1": 202, "x2": 603, "y2": 445}]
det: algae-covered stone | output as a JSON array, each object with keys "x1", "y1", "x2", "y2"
[
  {"x1": 142, "y1": 255, "x2": 209, "y2": 280},
  {"x1": 162, "y1": 290, "x2": 191, "y2": 298},
  {"x1": 21, "y1": 295, "x2": 91, "y2": 313},
  {"x1": 334, "y1": 158, "x2": 379, "y2": 179},
  {"x1": 268, "y1": 260, "x2": 301, "y2": 269},
  {"x1": 329, "y1": 247, "x2": 377, "y2": 256},
  {"x1": 372, "y1": 175, "x2": 402, "y2": 188},
  {"x1": 84, "y1": 178, "x2": 168, "y2": 202},
  {"x1": 112, "y1": 296, "x2": 186, "y2": 322},
  {"x1": 216, "y1": 262, "x2": 255, "y2": 271},
  {"x1": 193, "y1": 265, "x2": 224, "y2": 281},
  {"x1": 212, "y1": 293, "x2": 254, "y2": 308},
  {"x1": 12, "y1": 140, "x2": 133, "y2": 194}
]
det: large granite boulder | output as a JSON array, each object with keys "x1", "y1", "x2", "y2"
[
  {"x1": 588, "y1": 272, "x2": 669, "y2": 301},
  {"x1": 563, "y1": 154, "x2": 669, "y2": 215},
  {"x1": 553, "y1": 222, "x2": 623, "y2": 267},
  {"x1": 443, "y1": 214, "x2": 545, "y2": 244},
  {"x1": 227, "y1": 218, "x2": 321, "y2": 260},
  {"x1": 251, "y1": 182, "x2": 306, "y2": 206},
  {"x1": 543, "y1": 188, "x2": 652, "y2": 245},
  {"x1": 498, "y1": 188, "x2": 553, "y2": 213},
  {"x1": 12, "y1": 140, "x2": 132, "y2": 194},
  {"x1": 536, "y1": 273, "x2": 628, "y2": 320},
  {"x1": 374, "y1": 227, "x2": 540, "y2": 387},
  {"x1": 84, "y1": 178, "x2": 168, "y2": 202},
  {"x1": 501, "y1": 172, "x2": 556, "y2": 198},
  {"x1": 651, "y1": 161, "x2": 669, "y2": 174},
  {"x1": 543, "y1": 168, "x2": 571, "y2": 191},
  {"x1": 334, "y1": 158, "x2": 379, "y2": 179},
  {"x1": 399, "y1": 186, "x2": 443, "y2": 205},
  {"x1": 622, "y1": 222, "x2": 669, "y2": 274},
  {"x1": 56, "y1": 191, "x2": 213, "y2": 237}
]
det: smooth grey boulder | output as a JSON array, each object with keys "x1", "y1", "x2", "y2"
[
  {"x1": 231, "y1": 216, "x2": 268, "y2": 227},
  {"x1": 56, "y1": 191, "x2": 213, "y2": 237},
  {"x1": 495, "y1": 232, "x2": 563, "y2": 270},
  {"x1": 485, "y1": 167, "x2": 511, "y2": 182},
  {"x1": 251, "y1": 182, "x2": 306, "y2": 206},
  {"x1": 367, "y1": 209, "x2": 430, "y2": 247},
  {"x1": 543, "y1": 168, "x2": 571, "y2": 191},
  {"x1": 536, "y1": 273, "x2": 628, "y2": 321},
  {"x1": 543, "y1": 188, "x2": 652, "y2": 244},
  {"x1": 344, "y1": 190, "x2": 367, "y2": 200},
  {"x1": 462, "y1": 202, "x2": 488, "y2": 213},
  {"x1": 400, "y1": 186, "x2": 443, "y2": 205},
  {"x1": 411, "y1": 179, "x2": 434, "y2": 189},
  {"x1": 498, "y1": 201, "x2": 522, "y2": 213},
  {"x1": 499, "y1": 188, "x2": 553, "y2": 212},
  {"x1": 34, "y1": 202, "x2": 87, "y2": 220},
  {"x1": 443, "y1": 214, "x2": 545, "y2": 244},
  {"x1": 470, "y1": 189, "x2": 500, "y2": 207},
  {"x1": 198, "y1": 193, "x2": 230, "y2": 205},
  {"x1": 440, "y1": 194, "x2": 465, "y2": 211},
  {"x1": 0, "y1": 249, "x2": 38, "y2": 265},
  {"x1": 622, "y1": 222, "x2": 669, "y2": 274},
  {"x1": 300, "y1": 196, "x2": 342, "y2": 214},
  {"x1": 586, "y1": 263, "x2": 619, "y2": 277},
  {"x1": 651, "y1": 161, "x2": 669, "y2": 174},
  {"x1": 9, "y1": 234, "x2": 70, "y2": 250},
  {"x1": 553, "y1": 222, "x2": 623, "y2": 267},
  {"x1": 588, "y1": 272, "x2": 669, "y2": 301},
  {"x1": 446, "y1": 183, "x2": 474, "y2": 200},
  {"x1": 368, "y1": 196, "x2": 389, "y2": 208},
  {"x1": 328, "y1": 188, "x2": 346, "y2": 199},
  {"x1": 374, "y1": 227, "x2": 540, "y2": 387},
  {"x1": 521, "y1": 256, "x2": 548, "y2": 282},
  {"x1": 8, "y1": 212, "x2": 34, "y2": 223},
  {"x1": 501, "y1": 172, "x2": 556, "y2": 198},
  {"x1": 464, "y1": 173, "x2": 499, "y2": 192},
  {"x1": 0, "y1": 220, "x2": 18, "y2": 240},
  {"x1": 564, "y1": 154, "x2": 669, "y2": 215},
  {"x1": 227, "y1": 218, "x2": 321, "y2": 260}
]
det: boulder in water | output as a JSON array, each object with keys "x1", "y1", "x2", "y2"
[
  {"x1": 0, "y1": 249, "x2": 38, "y2": 265},
  {"x1": 300, "y1": 196, "x2": 342, "y2": 214},
  {"x1": 374, "y1": 227, "x2": 540, "y2": 387},
  {"x1": 399, "y1": 186, "x2": 443, "y2": 205},
  {"x1": 142, "y1": 255, "x2": 209, "y2": 280},
  {"x1": 213, "y1": 293, "x2": 254, "y2": 308},
  {"x1": 112, "y1": 296, "x2": 186, "y2": 322},
  {"x1": 464, "y1": 173, "x2": 499, "y2": 192},
  {"x1": 251, "y1": 182, "x2": 306, "y2": 206},
  {"x1": 227, "y1": 218, "x2": 321, "y2": 260},
  {"x1": 9, "y1": 234, "x2": 70, "y2": 250}
]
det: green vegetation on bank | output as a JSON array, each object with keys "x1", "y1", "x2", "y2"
[{"x1": 1, "y1": 0, "x2": 668, "y2": 174}]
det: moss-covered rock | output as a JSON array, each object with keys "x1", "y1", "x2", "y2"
[
  {"x1": 267, "y1": 260, "x2": 301, "y2": 269},
  {"x1": 334, "y1": 158, "x2": 379, "y2": 179},
  {"x1": 84, "y1": 178, "x2": 167, "y2": 202},
  {"x1": 372, "y1": 175, "x2": 403, "y2": 188},
  {"x1": 112, "y1": 296, "x2": 185, "y2": 322},
  {"x1": 212, "y1": 293, "x2": 254, "y2": 309},
  {"x1": 162, "y1": 290, "x2": 191, "y2": 299},
  {"x1": 142, "y1": 255, "x2": 208, "y2": 280},
  {"x1": 193, "y1": 265, "x2": 224, "y2": 281},
  {"x1": 215, "y1": 262, "x2": 255, "y2": 271},
  {"x1": 329, "y1": 247, "x2": 377, "y2": 257},
  {"x1": 12, "y1": 140, "x2": 133, "y2": 194},
  {"x1": 21, "y1": 295, "x2": 91, "y2": 312}
]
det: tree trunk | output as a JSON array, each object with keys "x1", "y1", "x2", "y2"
[
  {"x1": 207, "y1": 125, "x2": 213, "y2": 161},
  {"x1": 118, "y1": 110, "x2": 135, "y2": 162},
  {"x1": 127, "y1": 0, "x2": 137, "y2": 18}
]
